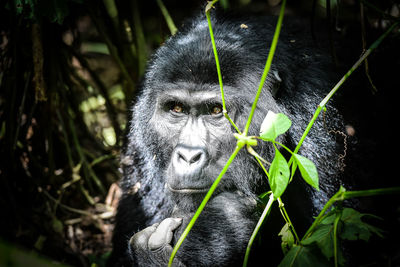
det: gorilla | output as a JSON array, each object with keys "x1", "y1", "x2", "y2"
[{"x1": 108, "y1": 9, "x2": 389, "y2": 267}]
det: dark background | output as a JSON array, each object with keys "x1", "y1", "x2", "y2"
[{"x1": 0, "y1": 0, "x2": 399, "y2": 266}]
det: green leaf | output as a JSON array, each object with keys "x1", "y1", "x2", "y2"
[
  {"x1": 340, "y1": 208, "x2": 384, "y2": 241},
  {"x1": 302, "y1": 224, "x2": 334, "y2": 259},
  {"x1": 301, "y1": 222, "x2": 346, "y2": 265},
  {"x1": 293, "y1": 154, "x2": 319, "y2": 190},
  {"x1": 51, "y1": 218, "x2": 63, "y2": 235},
  {"x1": 269, "y1": 149, "x2": 290, "y2": 198},
  {"x1": 320, "y1": 211, "x2": 336, "y2": 225},
  {"x1": 260, "y1": 111, "x2": 292, "y2": 141},
  {"x1": 279, "y1": 223, "x2": 295, "y2": 254},
  {"x1": 300, "y1": 207, "x2": 382, "y2": 265},
  {"x1": 278, "y1": 245, "x2": 330, "y2": 267}
]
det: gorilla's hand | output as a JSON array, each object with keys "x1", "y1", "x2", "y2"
[{"x1": 129, "y1": 218, "x2": 185, "y2": 267}]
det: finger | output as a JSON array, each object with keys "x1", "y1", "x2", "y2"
[
  {"x1": 148, "y1": 218, "x2": 182, "y2": 251},
  {"x1": 130, "y1": 223, "x2": 159, "y2": 250}
]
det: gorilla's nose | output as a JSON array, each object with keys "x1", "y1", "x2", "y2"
[{"x1": 173, "y1": 145, "x2": 207, "y2": 174}]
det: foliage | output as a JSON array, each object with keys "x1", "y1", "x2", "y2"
[
  {"x1": 10, "y1": 0, "x2": 82, "y2": 24},
  {"x1": 0, "y1": 0, "x2": 176, "y2": 264},
  {"x1": 280, "y1": 207, "x2": 384, "y2": 267},
  {"x1": 259, "y1": 111, "x2": 319, "y2": 197}
]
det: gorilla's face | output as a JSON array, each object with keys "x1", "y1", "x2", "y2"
[
  {"x1": 136, "y1": 15, "x2": 282, "y2": 212},
  {"x1": 149, "y1": 82, "x2": 241, "y2": 210}
]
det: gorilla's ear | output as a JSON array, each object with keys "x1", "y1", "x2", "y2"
[{"x1": 270, "y1": 70, "x2": 282, "y2": 98}]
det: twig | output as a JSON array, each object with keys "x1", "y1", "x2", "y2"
[
  {"x1": 40, "y1": 187, "x2": 92, "y2": 216},
  {"x1": 65, "y1": 211, "x2": 115, "y2": 225},
  {"x1": 67, "y1": 110, "x2": 106, "y2": 195}
]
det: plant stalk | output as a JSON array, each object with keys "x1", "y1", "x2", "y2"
[
  {"x1": 333, "y1": 209, "x2": 342, "y2": 267},
  {"x1": 302, "y1": 186, "x2": 346, "y2": 240},
  {"x1": 302, "y1": 186, "x2": 400, "y2": 240},
  {"x1": 242, "y1": 0, "x2": 286, "y2": 136},
  {"x1": 168, "y1": 145, "x2": 242, "y2": 266},
  {"x1": 278, "y1": 197, "x2": 300, "y2": 243},
  {"x1": 156, "y1": 0, "x2": 177, "y2": 35},
  {"x1": 206, "y1": 3, "x2": 241, "y2": 133},
  {"x1": 292, "y1": 20, "x2": 398, "y2": 158},
  {"x1": 243, "y1": 193, "x2": 275, "y2": 267}
]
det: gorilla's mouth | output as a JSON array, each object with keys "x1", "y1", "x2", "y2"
[{"x1": 166, "y1": 183, "x2": 210, "y2": 194}]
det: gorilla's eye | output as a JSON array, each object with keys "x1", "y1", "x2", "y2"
[
  {"x1": 210, "y1": 104, "x2": 223, "y2": 115},
  {"x1": 170, "y1": 103, "x2": 185, "y2": 114}
]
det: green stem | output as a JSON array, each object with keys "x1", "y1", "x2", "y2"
[
  {"x1": 302, "y1": 186, "x2": 400, "y2": 241},
  {"x1": 292, "y1": 20, "x2": 399, "y2": 158},
  {"x1": 90, "y1": 154, "x2": 115, "y2": 167},
  {"x1": 302, "y1": 186, "x2": 346, "y2": 240},
  {"x1": 42, "y1": 189, "x2": 92, "y2": 216},
  {"x1": 255, "y1": 155, "x2": 270, "y2": 179},
  {"x1": 333, "y1": 209, "x2": 342, "y2": 267},
  {"x1": 205, "y1": 8, "x2": 224, "y2": 108},
  {"x1": 102, "y1": 0, "x2": 119, "y2": 32},
  {"x1": 243, "y1": 193, "x2": 275, "y2": 267},
  {"x1": 156, "y1": 0, "x2": 177, "y2": 35},
  {"x1": 243, "y1": 0, "x2": 286, "y2": 136},
  {"x1": 253, "y1": 150, "x2": 299, "y2": 246},
  {"x1": 132, "y1": 0, "x2": 147, "y2": 77},
  {"x1": 168, "y1": 145, "x2": 243, "y2": 267},
  {"x1": 206, "y1": 4, "x2": 241, "y2": 134},
  {"x1": 292, "y1": 106, "x2": 323, "y2": 157},
  {"x1": 255, "y1": 137, "x2": 295, "y2": 157},
  {"x1": 343, "y1": 187, "x2": 400, "y2": 199},
  {"x1": 88, "y1": 7, "x2": 136, "y2": 94},
  {"x1": 278, "y1": 197, "x2": 300, "y2": 243}
]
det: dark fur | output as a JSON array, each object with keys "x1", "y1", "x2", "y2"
[{"x1": 109, "y1": 13, "x2": 356, "y2": 266}]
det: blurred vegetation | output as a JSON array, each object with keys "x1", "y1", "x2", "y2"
[{"x1": 0, "y1": 0, "x2": 399, "y2": 266}]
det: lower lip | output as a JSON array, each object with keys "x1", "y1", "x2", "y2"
[{"x1": 166, "y1": 183, "x2": 210, "y2": 194}]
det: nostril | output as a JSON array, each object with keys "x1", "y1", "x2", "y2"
[
  {"x1": 177, "y1": 152, "x2": 187, "y2": 163},
  {"x1": 190, "y1": 152, "x2": 202, "y2": 164}
]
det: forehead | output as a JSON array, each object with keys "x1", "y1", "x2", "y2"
[
  {"x1": 153, "y1": 82, "x2": 239, "y2": 104},
  {"x1": 161, "y1": 87, "x2": 218, "y2": 102}
]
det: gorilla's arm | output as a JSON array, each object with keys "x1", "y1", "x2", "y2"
[{"x1": 130, "y1": 192, "x2": 258, "y2": 266}]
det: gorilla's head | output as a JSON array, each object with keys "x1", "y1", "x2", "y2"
[{"x1": 129, "y1": 16, "x2": 284, "y2": 212}]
